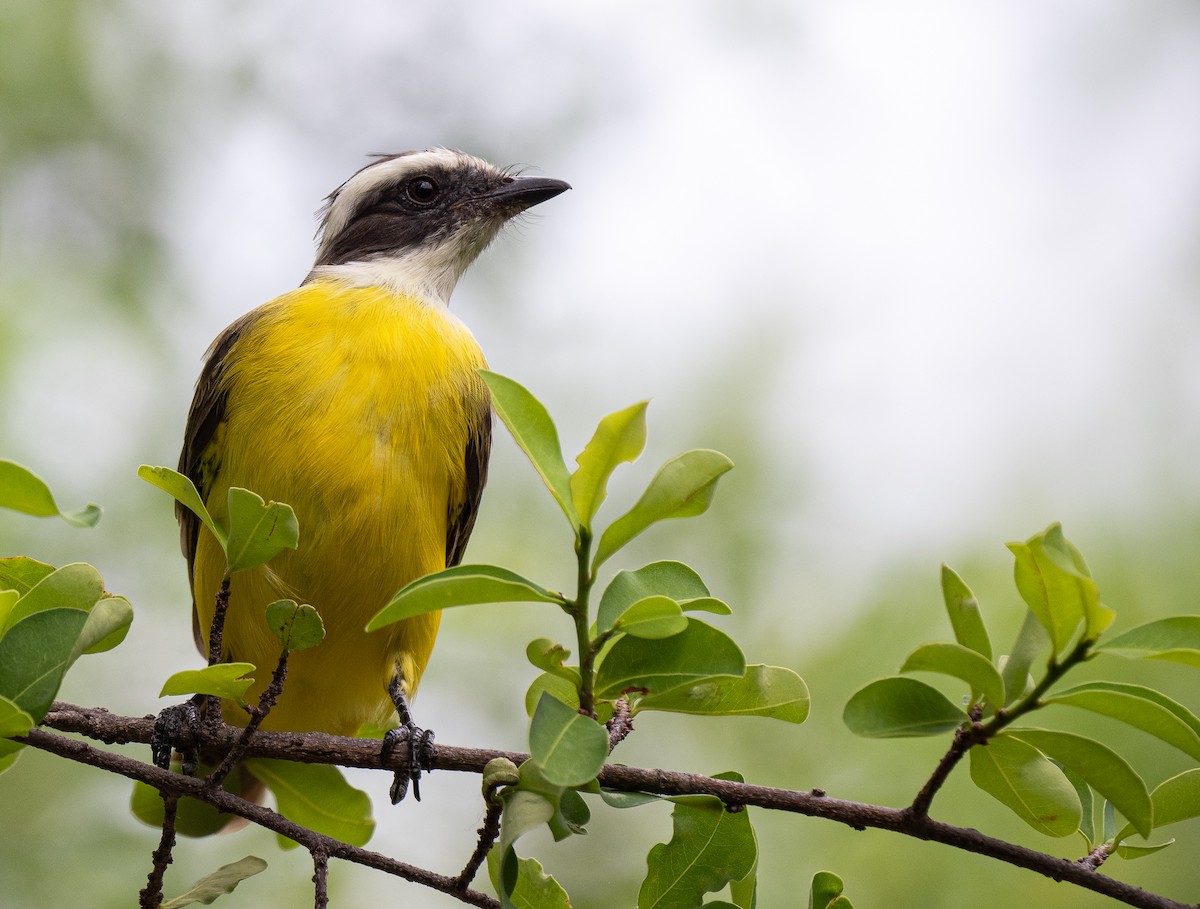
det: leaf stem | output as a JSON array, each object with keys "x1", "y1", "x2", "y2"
[{"x1": 572, "y1": 527, "x2": 596, "y2": 718}]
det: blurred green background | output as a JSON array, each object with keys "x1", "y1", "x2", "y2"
[{"x1": 3, "y1": 2, "x2": 1200, "y2": 906}]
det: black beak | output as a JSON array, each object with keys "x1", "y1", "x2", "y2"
[{"x1": 487, "y1": 175, "x2": 571, "y2": 212}]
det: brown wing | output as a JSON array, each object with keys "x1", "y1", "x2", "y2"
[
  {"x1": 177, "y1": 311, "x2": 261, "y2": 653},
  {"x1": 445, "y1": 396, "x2": 492, "y2": 568}
]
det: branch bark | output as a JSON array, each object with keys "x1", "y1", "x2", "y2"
[{"x1": 26, "y1": 702, "x2": 1193, "y2": 909}]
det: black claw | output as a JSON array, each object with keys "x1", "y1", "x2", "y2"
[
  {"x1": 381, "y1": 723, "x2": 435, "y2": 803},
  {"x1": 151, "y1": 696, "x2": 202, "y2": 772}
]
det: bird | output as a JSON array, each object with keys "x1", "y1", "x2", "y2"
[{"x1": 176, "y1": 148, "x2": 569, "y2": 797}]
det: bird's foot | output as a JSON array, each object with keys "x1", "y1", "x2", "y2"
[
  {"x1": 381, "y1": 722, "x2": 435, "y2": 803},
  {"x1": 151, "y1": 694, "x2": 204, "y2": 774}
]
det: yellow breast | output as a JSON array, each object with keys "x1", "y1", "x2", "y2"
[{"x1": 192, "y1": 280, "x2": 488, "y2": 733}]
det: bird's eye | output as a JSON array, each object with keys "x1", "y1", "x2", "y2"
[{"x1": 405, "y1": 177, "x2": 440, "y2": 205}]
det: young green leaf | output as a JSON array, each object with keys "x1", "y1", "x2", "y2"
[
  {"x1": 638, "y1": 771, "x2": 756, "y2": 909},
  {"x1": 570, "y1": 400, "x2": 648, "y2": 529},
  {"x1": 1001, "y1": 609, "x2": 1050, "y2": 706},
  {"x1": 246, "y1": 758, "x2": 374, "y2": 846},
  {"x1": 1115, "y1": 840, "x2": 1175, "y2": 860},
  {"x1": 594, "y1": 619, "x2": 744, "y2": 700},
  {"x1": 597, "y1": 561, "x2": 725, "y2": 632},
  {"x1": 160, "y1": 856, "x2": 267, "y2": 909},
  {"x1": 1005, "y1": 728, "x2": 1152, "y2": 839},
  {"x1": 0, "y1": 608, "x2": 90, "y2": 720},
  {"x1": 68, "y1": 595, "x2": 133, "y2": 664},
  {"x1": 842, "y1": 677, "x2": 966, "y2": 738},
  {"x1": 638, "y1": 664, "x2": 810, "y2": 724},
  {"x1": 0, "y1": 459, "x2": 101, "y2": 528},
  {"x1": 368, "y1": 564, "x2": 562, "y2": 631},
  {"x1": 900, "y1": 641, "x2": 1005, "y2": 708},
  {"x1": 525, "y1": 671, "x2": 581, "y2": 717},
  {"x1": 1045, "y1": 681, "x2": 1200, "y2": 761},
  {"x1": 160, "y1": 663, "x2": 256, "y2": 703},
  {"x1": 487, "y1": 846, "x2": 571, "y2": 909},
  {"x1": 614, "y1": 596, "x2": 689, "y2": 640},
  {"x1": 224, "y1": 487, "x2": 299, "y2": 574},
  {"x1": 2, "y1": 562, "x2": 104, "y2": 635},
  {"x1": 941, "y1": 564, "x2": 991, "y2": 659},
  {"x1": 1097, "y1": 616, "x2": 1200, "y2": 669},
  {"x1": 492, "y1": 787, "x2": 557, "y2": 896},
  {"x1": 138, "y1": 465, "x2": 226, "y2": 549},
  {"x1": 1059, "y1": 764, "x2": 1096, "y2": 846},
  {"x1": 1147, "y1": 768, "x2": 1200, "y2": 829},
  {"x1": 265, "y1": 600, "x2": 325, "y2": 651},
  {"x1": 810, "y1": 871, "x2": 848, "y2": 909},
  {"x1": 0, "y1": 695, "x2": 34, "y2": 774},
  {"x1": 526, "y1": 638, "x2": 572, "y2": 675},
  {"x1": 969, "y1": 733, "x2": 1081, "y2": 837},
  {"x1": 512, "y1": 759, "x2": 591, "y2": 841},
  {"x1": 0, "y1": 556, "x2": 56, "y2": 596},
  {"x1": 480, "y1": 370, "x2": 579, "y2": 531},
  {"x1": 592, "y1": 449, "x2": 734, "y2": 571},
  {"x1": 529, "y1": 692, "x2": 609, "y2": 787}
]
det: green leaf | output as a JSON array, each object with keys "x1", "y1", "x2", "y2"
[
  {"x1": 597, "y1": 561, "x2": 725, "y2": 633},
  {"x1": 496, "y1": 787, "x2": 556, "y2": 862},
  {"x1": 130, "y1": 770, "x2": 247, "y2": 838},
  {"x1": 224, "y1": 487, "x2": 299, "y2": 574},
  {"x1": 246, "y1": 758, "x2": 374, "y2": 846},
  {"x1": 480, "y1": 370, "x2": 579, "y2": 530},
  {"x1": 68, "y1": 595, "x2": 133, "y2": 663},
  {"x1": 1001, "y1": 610, "x2": 1049, "y2": 706},
  {"x1": 0, "y1": 695, "x2": 34, "y2": 775},
  {"x1": 842, "y1": 677, "x2": 966, "y2": 738},
  {"x1": 160, "y1": 856, "x2": 267, "y2": 909},
  {"x1": 525, "y1": 671, "x2": 581, "y2": 717},
  {"x1": 941, "y1": 564, "x2": 991, "y2": 660},
  {"x1": 2, "y1": 562, "x2": 104, "y2": 635},
  {"x1": 0, "y1": 608, "x2": 90, "y2": 720},
  {"x1": 526, "y1": 638, "x2": 572, "y2": 675},
  {"x1": 593, "y1": 449, "x2": 734, "y2": 571},
  {"x1": 1098, "y1": 616, "x2": 1200, "y2": 669},
  {"x1": 139, "y1": 465, "x2": 226, "y2": 549},
  {"x1": 810, "y1": 870, "x2": 847, "y2": 909},
  {"x1": 595, "y1": 619, "x2": 744, "y2": 700},
  {"x1": 900, "y1": 641, "x2": 1005, "y2": 708},
  {"x1": 599, "y1": 789, "x2": 663, "y2": 810},
  {"x1": 571, "y1": 400, "x2": 648, "y2": 528},
  {"x1": 1115, "y1": 840, "x2": 1175, "y2": 860},
  {"x1": 368, "y1": 564, "x2": 562, "y2": 631},
  {"x1": 1007, "y1": 523, "x2": 1111, "y2": 655},
  {"x1": 638, "y1": 664, "x2": 810, "y2": 723},
  {"x1": 264, "y1": 600, "x2": 324, "y2": 651},
  {"x1": 1148, "y1": 768, "x2": 1200, "y2": 829},
  {"x1": 512, "y1": 760, "x2": 590, "y2": 841},
  {"x1": 1045, "y1": 681, "x2": 1200, "y2": 761},
  {"x1": 529, "y1": 692, "x2": 608, "y2": 787},
  {"x1": 0, "y1": 557, "x2": 55, "y2": 597},
  {"x1": 1059, "y1": 764, "x2": 1095, "y2": 845},
  {"x1": 1006, "y1": 729, "x2": 1152, "y2": 839},
  {"x1": 616, "y1": 596, "x2": 690, "y2": 640},
  {"x1": 160, "y1": 663, "x2": 255, "y2": 703},
  {"x1": 969, "y1": 734, "x2": 1081, "y2": 837},
  {"x1": 639, "y1": 771, "x2": 756, "y2": 909},
  {"x1": 0, "y1": 459, "x2": 100, "y2": 527},
  {"x1": 488, "y1": 848, "x2": 571, "y2": 909}
]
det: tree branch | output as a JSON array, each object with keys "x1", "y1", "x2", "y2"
[{"x1": 31, "y1": 702, "x2": 1191, "y2": 909}]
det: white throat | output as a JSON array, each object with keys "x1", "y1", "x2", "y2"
[{"x1": 306, "y1": 242, "x2": 469, "y2": 307}]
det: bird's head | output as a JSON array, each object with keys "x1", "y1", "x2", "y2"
[{"x1": 308, "y1": 148, "x2": 570, "y2": 305}]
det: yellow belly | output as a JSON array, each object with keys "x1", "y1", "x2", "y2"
[{"x1": 192, "y1": 280, "x2": 488, "y2": 734}]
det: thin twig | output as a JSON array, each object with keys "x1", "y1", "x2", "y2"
[
  {"x1": 454, "y1": 799, "x2": 503, "y2": 891},
  {"x1": 606, "y1": 696, "x2": 635, "y2": 751},
  {"x1": 312, "y1": 846, "x2": 330, "y2": 909},
  {"x1": 139, "y1": 792, "x2": 179, "y2": 909},
  {"x1": 207, "y1": 648, "x2": 289, "y2": 787},
  {"x1": 204, "y1": 577, "x2": 233, "y2": 739},
  {"x1": 22, "y1": 724, "x2": 500, "y2": 909}
]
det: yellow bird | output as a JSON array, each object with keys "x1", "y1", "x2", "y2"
[{"x1": 177, "y1": 149, "x2": 569, "y2": 795}]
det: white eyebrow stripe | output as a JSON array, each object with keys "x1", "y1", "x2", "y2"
[{"x1": 319, "y1": 149, "x2": 496, "y2": 244}]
